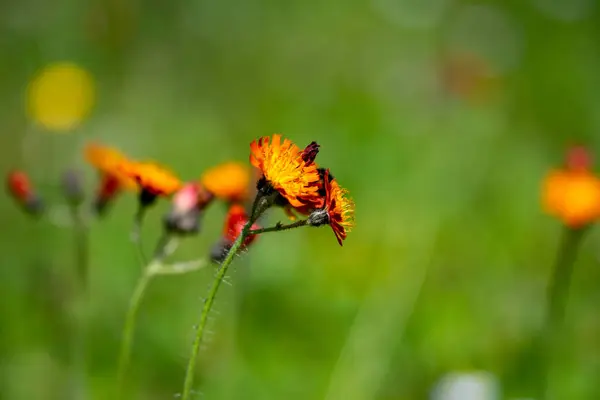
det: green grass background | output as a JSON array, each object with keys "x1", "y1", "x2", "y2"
[{"x1": 1, "y1": 0, "x2": 600, "y2": 398}]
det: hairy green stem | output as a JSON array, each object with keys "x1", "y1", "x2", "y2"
[
  {"x1": 180, "y1": 231, "x2": 244, "y2": 400},
  {"x1": 249, "y1": 219, "x2": 308, "y2": 235},
  {"x1": 181, "y1": 194, "x2": 269, "y2": 400},
  {"x1": 537, "y1": 226, "x2": 585, "y2": 399}
]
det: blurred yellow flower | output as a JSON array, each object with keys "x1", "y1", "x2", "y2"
[
  {"x1": 26, "y1": 62, "x2": 95, "y2": 132},
  {"x1": 200, "y1": 162, "x2": 250, "y2": 202},
  {"x1": 542, "y1": 147, "x2": 600, "y2": 228}
]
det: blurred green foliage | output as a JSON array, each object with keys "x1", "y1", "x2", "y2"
[{"x1": 2, "y1": 0, "x2": 600, "y2": 399}]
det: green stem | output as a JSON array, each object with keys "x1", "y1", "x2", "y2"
[
  {"x1": 69, "y1": 204, "x2": 89, "y2": 400},
  {"x1": 116, "y1": 267, "x2": 155, "y2": 397},
  {"x1": 117, "y1": 234, "x2": 175, "y2": 398},
  {"x1": 538, "y1": 226, "x2": 586, "y2": 399},
  {"x1": 180, "y1": 232, "x2": 244, "y2": 400},
  {"x1": 181, "y1": 195, "x2": 270, "y2": 400},
  {"x1": 249, "y1": 219, "x2": 308, "y2": 235},
  {"x1": 132, "y1": 206, "x2": 148, "y2": 265}
]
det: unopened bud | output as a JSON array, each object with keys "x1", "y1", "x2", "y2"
[
  {"x1": 6, "y1": 170, "x2": 44, "y2": 216},
  {"x1": 163, "y1": 183, "x2": 203, "y2": 236},
  {"x1": 93, "y1": 174, "x2": 121, "y2": 216},
  {"x1": 61, "y1": 169, "x2": 85, "y2": 206},
  {"x1": 308, "y1": 208, "x2": 329, "y2": 226},
  {"x1": 301, "y1": 141, "x2": 320, "y2": 166},
  {"x1": 567, "y1": 146, "x2": 592, "y2": 171}
]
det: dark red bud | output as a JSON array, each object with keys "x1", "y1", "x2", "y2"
[
  {"x1": 567, "y1": 146, "x2": 592, "y2": 171},
  {"x1": 301, "y1": 141, "x2": 320, "y2": 166}
]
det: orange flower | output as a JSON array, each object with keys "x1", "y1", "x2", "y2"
[
  {"x1": 542, "y1": 171, "x2": 600, "y2": 228},
  {"x1": 282, "y1": 167, "x2": 328, "y2": 221},
  {"x1": 542, "y1": 147, "x2": 600, "y2": 228},
  {"x1": 322, "y1": 169, "x2": 355, "y2": 246},
  {"x1": 201, "y1": 162, "x2": 250, "y2": 202},
  {"x1": 119, "y1": 160, "x2": 182, "y2": 197},
  {"x1": 250, "y1": 134, "x2": 321, "y2": 207},
  {"x1": 84, "y1": 143, "x2": 136, "y2": 189}
]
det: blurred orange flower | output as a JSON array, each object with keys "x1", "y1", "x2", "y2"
[
  {"x1": 201, "y1": 162, "x2": 249, "y2": 202},
  {"x1": 85, "y1": 143, "x2": 136, "y2": 189},
  {"x1": 542, "y1": 147, "x2": 600, "y2": 228},
  {"x1": 250, "y1": 134, "x2": 320, "y2": 207},
  {"x1": 323, "y1": 169, "x2": 355, "y2": 246},
  {"x1": 119, "y1": 161, "x2": 182, "y2": 197}
]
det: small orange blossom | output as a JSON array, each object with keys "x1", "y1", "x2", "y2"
[
  {"x1": 201, "y1": 162, "x2": 250, "y2": 202},
  {"x1": 542, "y1": 147, "x2": 600, "y2": 228}
]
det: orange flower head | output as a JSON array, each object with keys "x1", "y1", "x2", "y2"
[
  {"x1": 542, "y1": 146, "x2": 600, "y2": 228},
  {"x1": 250, "y1": 134, "x2": 321, "y2": 207},
  {"x1": 542, "y1": 170, "x2": 600, "y2": 228},
  {"x1": 322, "y1": 169, "x2": 355, "y2": 246},
  {"x1": 223, "y1": 204, "x2": 260, "y2": 248},
  {"x1": 201, "y1": 162, "x2": 250, "y2": 202},
  {"x1": 84, "y1": 143, "x2": 136, "y2": 189},
  {"x1": 119, "y1": 160, "x2": 182, "y2": 197}
]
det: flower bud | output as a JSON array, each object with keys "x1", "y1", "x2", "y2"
[
  {"x1": 163, "y1": 183, "x2": 210, "y2": 236},
  {"x1": 61, "y1": 169, "x2": 85, "y2": 206},
  {"x1": 6, "y1": 170, "x2": 44, "y2": 216},
  {"x1": 301, "y1": 141, "x2": 320, "y2": 166},
  {"x1": 93, "y1": 174, "x2": 121, "y2": 215},
  {"x1": 567, "y1": 146, "x2": 592, "y2": 171},
  {"x1": 307, "y1": 208, "x2": 329, "y2": 227}
]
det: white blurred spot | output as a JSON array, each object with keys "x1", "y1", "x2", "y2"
[
  {"x1": 444, "y1": 5, "x2": 522, "y2": 74},
  {"x1": 532, "y1": 0, "x2": 594, "y2": 22},
  {"x1": 431, "y1": 371, "x2": 499, "y2": 400},
  {"x1": 372, "y1": 0, "x2": 453, "y2": 29}
]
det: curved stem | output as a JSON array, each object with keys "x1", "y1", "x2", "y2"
[
  {"x1": 117, "y1": 234, "x2": 176, "y2": 398},
  {"x1": 181, "y1": 196, "x2": 269, "y2": 400},
  {"x1": 249, "y1": 219, "x2": 307, "y2": 235},
  {"x1": 117, "y1": 268, "x2": 154, "y2": 397}
]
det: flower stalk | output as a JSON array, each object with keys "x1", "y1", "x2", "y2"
[
  {"x1": 537, "y1": 226, "x2": 586, "y2": 399},
  {"x1": 248, "y1": 219, "x2": 308, "y2": 235},
  {"x1": 117, "y1": 235, "x2": 206, "y2": 398},
  {"x1": 181, "y1": 194, "x2": 271, "y2": 400}
]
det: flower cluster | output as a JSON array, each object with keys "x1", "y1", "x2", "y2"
[{"x1": 7, "y1": 135, "x2": 355, "y2": 257}]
